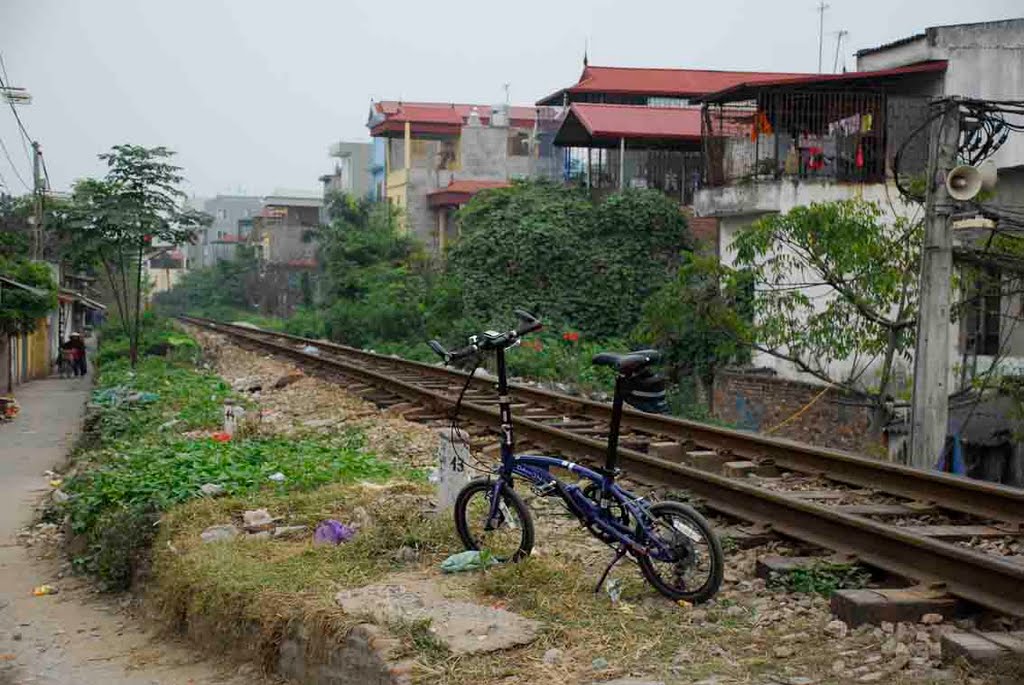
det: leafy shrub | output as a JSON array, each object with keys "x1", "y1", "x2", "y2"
[{"x1": 449, "y1": 182, "x2": 691, "y2": 339}]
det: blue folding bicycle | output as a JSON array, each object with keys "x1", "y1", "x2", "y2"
[{"x1": 429, "y1": 310, "x2": 724, "y2": 603}]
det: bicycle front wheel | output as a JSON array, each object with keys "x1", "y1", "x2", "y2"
[
  {"x1": 637, "y1": 501, "x2": 723, "y2": 603},
  {"x1": 454, "y1": 478, "x2": 534, "y2": 563}
]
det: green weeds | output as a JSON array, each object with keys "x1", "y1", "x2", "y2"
[
  {"x1": 767, "y1": 561, "x2": 871, "y2": 595},
  {"x1": 60, "y1": 318, "x2": 396, "y2": 590}
]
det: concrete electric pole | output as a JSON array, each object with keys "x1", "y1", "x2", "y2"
[
  {"x1": 909, "y1": 99, "x2": 960, "y2": 470},
  {"x1": 31, "y1": 140, "x2": 45, "y2": 260},
  {"x1": 817, "y1": 2, "x2": 830, "y2": 73}
]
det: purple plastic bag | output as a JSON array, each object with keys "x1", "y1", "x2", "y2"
[{"x1": 313, "y1": 519, "x2": 355, "y2": 546}]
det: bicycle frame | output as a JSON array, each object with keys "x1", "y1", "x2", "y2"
[{"x1": 483, "y1": 345, "x2": 678, "y2": 562}]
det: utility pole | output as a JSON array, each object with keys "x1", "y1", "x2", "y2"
[
  {"x1": 817, "y1": 2, "x2": 830, "y2": 73},
  {"x1": 31, "y1": 140, "x2": 43, "y2": 260},
  {"x1": 832, "y1": 29, "x2": 848, "y2": 73},
  {"x1": 909, "y1": 99, "x2": 960, "y2": 470}
]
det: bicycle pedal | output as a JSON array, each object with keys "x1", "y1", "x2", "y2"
[{"x1": 532, "y1": 481, "x2": 557, "y2": 496}]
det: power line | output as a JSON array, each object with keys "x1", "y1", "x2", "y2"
[
  {"x1": 0, "y1": 55, "x2": 33, "y2": 175},
  {"x1": 0, "y1": 132, "x2": 30, "y2": 190}
]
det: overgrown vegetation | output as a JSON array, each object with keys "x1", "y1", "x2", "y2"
[
  {"x1": 56, "y1": 318, "x2": 396, "y2": 590},
  {"x1": 155, "y1": 182, "x2": 738, "y2": 411}
]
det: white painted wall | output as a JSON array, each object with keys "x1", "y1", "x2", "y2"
[
  {"x1": 858, "y1": 19, "x2": 1024, "y2": 170},
  {"x1": 709, "y1": 180, "x2": 1024, "y2": 393}
]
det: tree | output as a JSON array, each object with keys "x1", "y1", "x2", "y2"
[
  {"x1": 0, "y1": 257, "x2": 57, "y2": 391},
  {"x1": 724, "y1": 199, "x2": 921, "y2": 434},
  {"x1": 67, "y1": 145, "x2": 207, "y2": 366},
  {"x1": 635, "y1": 254, "x2": 750, "y2": 413}
]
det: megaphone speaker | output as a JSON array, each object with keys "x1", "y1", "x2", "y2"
[
  {"x1": 946, "y1": 161, "x2": 998, "y2": 201},
  {"x1": 946, "y1": 165, "x2": 982, "y2": 201}
]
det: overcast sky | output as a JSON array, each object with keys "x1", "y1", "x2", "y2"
[{"x1": 0, "y1": 0, "x2": 1020, "y2": 198}]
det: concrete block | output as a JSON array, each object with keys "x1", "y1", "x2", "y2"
[
  {"x1": 831, "y1": 588, "x2": 961, "y2": 627},
  {"x1": 755, "y1": 555, "x2": 826, "y2": 580},
  {"x1": 941, "y1": 630, "x2": 1024, "y2": 664}
]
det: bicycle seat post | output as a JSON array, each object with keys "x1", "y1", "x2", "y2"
[
  {"x1": 604, "y1": 374, "x2": 626, "y2": 481},
  {"x1": 495, "y1": 346, "x2": 515, "y2": 470}
]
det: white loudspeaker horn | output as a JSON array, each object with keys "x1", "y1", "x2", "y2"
[{"x1": 946, "y1": 160, "x2": 998, "y2": 201}]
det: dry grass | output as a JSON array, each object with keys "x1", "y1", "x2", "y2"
[{"x1": 151, "y1": 478, "x2": 989, "y2": 685}]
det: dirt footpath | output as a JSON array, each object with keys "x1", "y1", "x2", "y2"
[{"x1": 0, "y1": 375, "x2": 267, "y2": 685}]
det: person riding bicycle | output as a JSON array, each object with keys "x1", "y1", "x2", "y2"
[{"x1": 62, "y1": 332, "x2": 87, "y2": 377}]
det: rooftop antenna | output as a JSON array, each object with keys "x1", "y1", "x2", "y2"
[
  {"x1": 816, "y1": 1, "x2": 830, "y2": 72},
  {"x1": 832, "y1": 29, "x2": 848, "y2": 73},
  {"x1": 583, "y1": 38, "x2": 589, "y2": 67}
]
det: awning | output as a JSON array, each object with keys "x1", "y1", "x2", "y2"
[
  {"x1": 0, "y1": 275, "x2": 48, "y2": 298},
  {"x1": 427, "y1": 180, "x2": 510, "y2": 208},
  {"x1": 553, "y1": 103, "x2": 703, "y2": 149},
  {"x1": 56, "y1": 286, "x2": 107, "y2": 311}
]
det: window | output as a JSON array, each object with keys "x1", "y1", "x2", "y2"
[
  {"x1": 964, "y1": 267, "x2": 1002, "y2": 356},
  {"x1": 648, "y1": 97, "x2": 690, "y2": 108},
  {"x1": 216, "y1": 209, "x2": 228, "y2": 221},
  {"x1": 508, "y1": 130, "x2": 531, "y2": 157}
]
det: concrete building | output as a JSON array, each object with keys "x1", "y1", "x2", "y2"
[
  {"x1": 692, "y1": 18, "x2": 1024, "y2": 458},
  {"x1": 145, "y1": 248, "x2": 187, "y2": 298},
  {"x1": 250, "y1": 193, "x2": 322, "y2": 267},
  {"x1": 367, "y1": 101, "x2": 562, "y2": 249},
  {"x1": 187, "y1": 195, "x2": 263, "y2": 268},
  {"x1": 246, "y1": 193, "x2": 322, "y2": 317},
  {"x1": 320, "y1": 141, "x2": 373, "y2": 199},
  {"x1": 369, "y1": 137, "x2": 386, "y2": 201}
]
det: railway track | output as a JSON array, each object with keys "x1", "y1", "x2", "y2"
[{"x1": 182, "y1": 315, "x2": 1024, "y2": 619}]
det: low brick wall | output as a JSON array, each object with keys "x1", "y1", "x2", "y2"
[{"x1": 712, "y1": 370, "x2": 878, "y2": 454}]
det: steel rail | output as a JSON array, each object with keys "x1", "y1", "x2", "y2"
[
  {"x1": 182, "y1": 316, "x2": 1024, "y2": 524},
  {"x1": 183, "y1": 316, "x2": 1024, "y2": 617}
]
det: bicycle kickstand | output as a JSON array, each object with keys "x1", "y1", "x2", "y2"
[{"x1": 594, "y1": 546, "x2": 628, "y2": 594}]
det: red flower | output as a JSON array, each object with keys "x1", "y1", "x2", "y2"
[
  {"x1": 210, "y1": 431, "x2": 232, "y2": 443},
  {"x1": 562, "y1": 331, "x2": 580, "y2": 343}
]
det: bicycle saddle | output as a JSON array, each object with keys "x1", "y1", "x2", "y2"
[{"x1": 591, "y1": 349, "x2": 661, "y2": 377}]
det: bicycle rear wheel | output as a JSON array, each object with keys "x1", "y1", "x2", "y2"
[
  {"x1": 637, "y1": 501, "x2": 723, "y2": 603},
  {"x1": 454, "y1": 478, "x2": 534, "y2": 563}
]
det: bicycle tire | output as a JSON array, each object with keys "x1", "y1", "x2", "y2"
[
  {"x1": 637, "y1": 501, "x2": 724, "y2": 603},
  {"x1": 454, "y1": 478, "x2": 535, "y2": 563}
]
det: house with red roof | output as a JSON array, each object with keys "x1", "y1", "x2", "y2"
[
  {"x1": 690, "y1": 18, "x2": 1024, "y2": 446},
  {"x1": 367, "y1": 100, "x2": 561, "y2": 250},
  {"x1": 541, "y1": 63, "x2": 810, "y2": 206}
]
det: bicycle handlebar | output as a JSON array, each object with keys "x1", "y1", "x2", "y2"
[{"x1": 428, "y1": 309, "x2": 542, "y2": 365}]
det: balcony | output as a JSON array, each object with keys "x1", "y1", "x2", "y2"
[{"x1": 696, "y1": 89, "x2": 931, "y2": 217}]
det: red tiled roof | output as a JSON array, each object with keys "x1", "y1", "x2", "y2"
[
  {"x1": 697, "y1": 60, "x2": 948, "y2": 102},
  {"x1": 568, "y1": 103, "x2": 702, "y2": 141},
  {"x1": 369, "y1": 101, "x2": 548, "y2": 137},
  {"x1": 427, "y1": 179, "x2": 510, "y2": 207},
  {"x1": 537, "y1": 65, "x2": 811, "y2": 104}
]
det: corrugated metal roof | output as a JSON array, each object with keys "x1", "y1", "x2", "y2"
[
  {"x1": 696, "y1": 60, "x2": 948, "y2": 103},
  {"x1": 855, "y1": 32, "x2": 927, "y2": 57}
]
